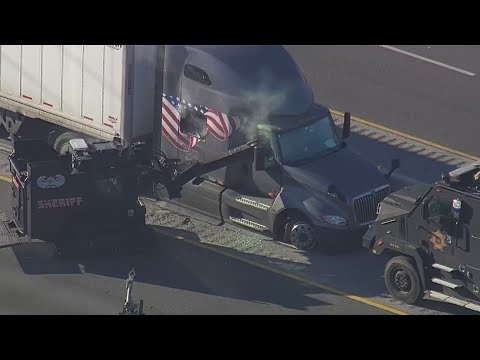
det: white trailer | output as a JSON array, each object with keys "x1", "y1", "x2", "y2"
[{"x1": 0, "y1": 45, "x2": 161, "y2": 145}]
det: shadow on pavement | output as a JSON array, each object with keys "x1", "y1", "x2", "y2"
[
  {"x1": 9, "y1": 224, "x2": 477, "y2": 315},
  {"x1": 11, "y1": 228, "x2": 337, "y2": 313}
]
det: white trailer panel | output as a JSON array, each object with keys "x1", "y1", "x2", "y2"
[
  {"x1": 0, "y1": 45, "x2": 159, "y2": 143},
  {"x1": 1, "y1": 45, "x2": 22, "y2": 97},
  {"x1": 103, "y1": 45, "x2": 124, "y2": 135},
  {"x1": 62, "y1": 45, "x2": 84, "y2": 120},
  {"x1": 21, "y1": 45, "x2": 42, "y2": 104},
  {"x1": 41, "y1": 45, "x2": 63, "y2": 110},
  {"x1": 82, "y1": 45, "x2": 104, "y2": 127}
]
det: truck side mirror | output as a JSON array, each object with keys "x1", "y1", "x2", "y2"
[
  {"x1": 391, "y1": 158, "x2": 400, "y2": 171},
  {"x1": 255, "y1": 147, "x2": 266, "y2": 171},
  {"x1": 343, "y1": 112, "x2": 351, "y2": 139},
  {"x1": 385, "y1": 158, "x2": 401, "y2": 179}
]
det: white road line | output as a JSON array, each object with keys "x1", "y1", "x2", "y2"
[{"x1": 379, "y1": 45, "x2": 476, "y2": 77}]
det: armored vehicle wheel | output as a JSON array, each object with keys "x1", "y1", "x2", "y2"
[
  {"x1": 385, "y1": 256, "x2": 423, "y2": 305},
  {"x1": 283, "y1": 214, "x2": 317, "y2": 251}
]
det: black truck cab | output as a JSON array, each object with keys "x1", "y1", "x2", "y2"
[
  {"x1": 154, "y1": 45, "x2": 396, "y2": 251},
  {"x1": 363, "y1": 161, "x2": 480, "y2": 312}
]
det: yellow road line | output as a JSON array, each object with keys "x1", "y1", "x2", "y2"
[
  {"x1": 176, "y1": 236, "x2": 409, "y2": 315},
  {"x1": 330, "y1": 109, "x2": 480, "y2": 161},
  {"x1": 0, "y1": 175, "x2": 11, "y2": 183}
]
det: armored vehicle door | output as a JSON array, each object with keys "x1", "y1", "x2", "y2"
[
  {"x1": 410, "y1": 186, "x2": 459, "y2": 265},
  {"x1": 453, "y1": 196, "x2": 480, "y2": 277}
]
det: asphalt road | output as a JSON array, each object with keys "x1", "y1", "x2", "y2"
[
  {"x1": 0, "y1": 181, "x2": 391, "y2": 315},
  {"x1": 285, "y1": 45, "x2": 480, "y2": 157}
]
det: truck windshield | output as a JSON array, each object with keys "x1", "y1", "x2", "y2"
[{"x1": 276, "y1": 115, "x2": 341, "y2": 165}]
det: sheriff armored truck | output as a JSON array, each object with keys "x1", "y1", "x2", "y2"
[{"x1": 364, "y1": 161, "x2": 480, "y2": 313}]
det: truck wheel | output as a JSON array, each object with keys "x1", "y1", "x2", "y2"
[
  {"x1": 53, "y1": 132, "x2": 80, "y2": 155},
  {"x1": 282, "y1": 214, "x2": 317, "y2": 251},
  {"x1": 384, "y1": 256, "x2": 424, "y2": 305}
]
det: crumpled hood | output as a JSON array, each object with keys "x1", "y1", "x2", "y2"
[{"x1": 282, "y1": 148, "x2": 389, "y2": 203}]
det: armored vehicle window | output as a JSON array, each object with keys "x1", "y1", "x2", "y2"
[
  {"x1": 426, "y1": 196, "x2": 453, "y2": 226},
  {"x1": 184, "y1": 64, "x2": 212, "y2": 87}
]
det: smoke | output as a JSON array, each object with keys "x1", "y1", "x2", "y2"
[
  {"x1": 236, "y1": 69, "x2": 291, "y2": 141},
  {"x1": 240, "y1": 91, "x2": 287, "y2": 140},
  {"x1": 175, "y1": 63, "x2": 294, "y2": 143},
  {"x1": 234, "y1": 65, "x2": 314, "y2": 142}
]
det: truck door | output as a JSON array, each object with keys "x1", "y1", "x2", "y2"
[
  {"x1": 454, "y1": 197, "x2": 480, "y2": 281},
  {"x1": 234, "y1": 126, "x2": 282, "y2": 198},
  {"x1": 221, "y1": 127, "x2": 280, "y2": 232},
  {"x1": 412, "y1": 187, "x2": 458, "y2": 265}
]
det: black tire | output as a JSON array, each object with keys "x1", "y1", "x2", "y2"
[
  {"x1": 53, "y1": 132, "x2": 80, "y2": 155},
  {"x1": 282, "y1": 214, "x2": 317, "y2": 251},
  {"x1": 384, "y1": 256, "x2": 424, "y2": 305}
]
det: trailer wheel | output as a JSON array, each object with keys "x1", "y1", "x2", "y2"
[
  {"x1": 281, "y1": 213, "x2": 317, "y2": 251},
  {"x1": 53, "y1": 132, "x2": 80, "y2": 155},
  {"x1": 384, "y1": 256, "x2": 424, "y2": 305}
]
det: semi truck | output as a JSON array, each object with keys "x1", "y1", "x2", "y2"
[{"x1": 0, "y1": 45, "x2": 398, "y2": 251}]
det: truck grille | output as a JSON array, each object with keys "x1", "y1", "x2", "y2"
[{"x1": 353, "y1": 186, "x2": 391, "y2": 225}]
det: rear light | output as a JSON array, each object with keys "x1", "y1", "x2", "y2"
[{"x1": 12, "y1": 176, "x2": 19, "y2": 188}]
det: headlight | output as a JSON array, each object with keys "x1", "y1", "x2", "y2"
[{"x1": 322, "y1": 215, "x2": 347, "y2": 226}]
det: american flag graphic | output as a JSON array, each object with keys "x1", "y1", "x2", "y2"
[{"x1": 162, "y1": 94, "x2": 243, "y2": 152}]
